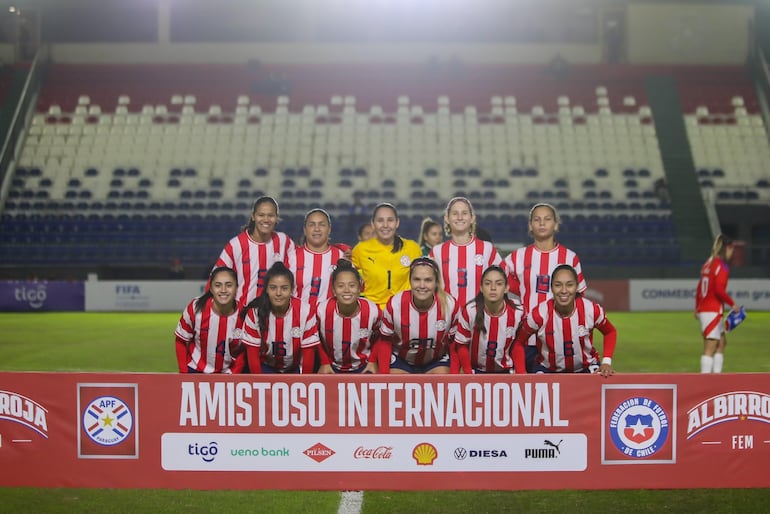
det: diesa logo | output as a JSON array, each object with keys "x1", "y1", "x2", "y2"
[{"x1": 188, "y1": 441, "x2": 219, "y2": 463}]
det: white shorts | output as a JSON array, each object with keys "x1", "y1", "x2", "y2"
[{"x1": 697, "y1": 311, "x2": 724, "y2": 340}]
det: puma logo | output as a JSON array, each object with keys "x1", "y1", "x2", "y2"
[{"x1": 544, "y1": 439, "x2": 563, "y2": 454}]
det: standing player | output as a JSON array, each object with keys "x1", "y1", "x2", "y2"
[
  {"x1": 351, "y1": 202, "x2": 422, "y2": 309},
  {"x1": 379, "y1": 257, "x2": 458, "y2": 374},
  {"x1": 418, "y1": 217, "x2": 443, "y2": 256},
  {"x1": 430, "y1": 197, "x2": 502, "y2": 372},
  {"x1": 454, "y1": 265, "x2": 524, "y2": 374},
  {"x1": 216, "y1": 196, "x2": 295, "y2": 307},
  {"x1": 235, "y1": 262, "x2": 320, "y2": 374},
  {"x1": 502, "y1": 202, "x2": 586, "y2": 372},
  {"x1": 512, "y1": 264, "x2": 616, "y2": 377},
  {"x1": 294, "y1": 208, "x2": 350, "y2": 307},
  {"x1": 174, "y1": 266, "x2": 244, "y2": 374},
  {"x1": 695, "y1": 234, "x2": 742, "y2": 373},
  {"x1": 316, "y1": 260, "x2": 383, "y2": 374}
]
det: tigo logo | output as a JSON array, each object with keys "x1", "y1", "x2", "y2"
[
  {"x1": 412, "y1": 442, "x2": 438, "y2": 465},
  {"x1": 304, "y1": 442, "x2": 335, "y2": 463},
  {"x1": 188, "y1": 441, "x2": 218, "y2": 463}
]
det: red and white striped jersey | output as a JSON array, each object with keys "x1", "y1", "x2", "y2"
[
  {"x1": 430, "y1": 237, "x2": 502, "y2": 308},
  {"x1": 455, "y1": 301, "x2": 524, "y2": 372},
  {"x1": 316, "y1": 297, "x2": 382, "y2": 372},
  {"x1": 520, "y1": 297, "x2": 608, "y2": 373},
  {"x1": 695, "y1": 257, "x2": 734, "y2": 314},
  {"x1": 175, "y1": 297, "x2": 243, "y2": 374},
  {"x1": 501, "y1": 243, "x2": 586, "y2": 312},
  {"x1": 381, "y1": 291, "x2": 457, "y2": 367},
  {"x1": 294, "y1": 244, "x2": 349, "y2": 307},
  {"x1": 216, "y1": 230, "x2": 296, "y2": 307},
  {"x1": 239, "y1": 297, "x2": 319, "y2": 372}
]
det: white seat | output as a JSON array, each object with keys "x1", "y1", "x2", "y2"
[
  {"x1": 77, "y1": 95, "x2": 90, "y2": 105},
  {"x1": 117, "y1": 95, "x2": 131, "y2": 105},
  {"x1": 170, "y1": 95, "x2": 183, "y2": 105}
]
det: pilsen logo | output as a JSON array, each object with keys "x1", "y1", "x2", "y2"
[
  {"x1": 304, "y1": 442, "x2": 335, "y2": 463},
  {"x1": 353, "y1": 446, "x2": 393, "y2": 459},
  {"x1": 687, "y1": 391, "x2": 770, "y2": 439},
  {"x1": 0, "y1": 390, "x2": 48, "y2": 438}
]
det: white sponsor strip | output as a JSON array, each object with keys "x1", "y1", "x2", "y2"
[
  {"x1": 161, "y1": 433, "x2": 586, "y2": 472},
  {"x1": 85, "y1": 280, "x2": 204, "y2": 312},
  {"x1": 629, "y1": 279, "x2": 770, "y2": 312},
  {"x1": 338, "y1": 491, "x2": 364, "y2": 514}
]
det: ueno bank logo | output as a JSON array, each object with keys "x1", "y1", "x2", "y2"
[
  {"x1": 304, "y1": 442, "x2": 335, "y2": 463},
  {"x1": 0, "y1": 390, "x2": 48, "y2": 438},
  {"x1": 188, "y1": 441, "x2": 219, "y2": 463},
  {"x1": 687, "y1": 391, "x2": 770, "y2": 439}
]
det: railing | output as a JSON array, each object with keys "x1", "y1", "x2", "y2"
[{"x1": 0, "y1": 45, "x2": 48, "y2": 218}]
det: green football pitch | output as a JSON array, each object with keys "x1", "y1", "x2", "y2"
[{"x1": 0, "y1": 311, "x2": 768, "y2": 513}]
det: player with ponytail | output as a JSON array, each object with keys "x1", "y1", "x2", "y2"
[
  {"x1": 235, "y1": 262, "x2": 319, "y2": 374},
  {"x1": 454, "y1": 265, "x2": 524, "y2": 374},
  {"x1": 695, "y1": 233, "x2": 743, "y2": 373}
]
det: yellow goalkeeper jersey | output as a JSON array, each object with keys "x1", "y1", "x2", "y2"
[{"x1": 351, "y1": 237, "x2": 422, "y2": 309}]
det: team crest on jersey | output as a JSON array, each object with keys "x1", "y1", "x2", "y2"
[
  {"x1": 400, "y1": 255, "x2": 412, "y2": 267},
  {"x1": 505, "y1": 326, "x2": 516, "y2": 338},
  {"x1": 435, "y1": 320, "x2": 447, "y2": 331},
  {"x1": 359, "y1": 328, "x2": 371, "y2": 338},
  {"x1": 328, "y1": 264, "x2": 337, "y2": 272},
  {"x1": 273, "y1": 254, "x2": 282, "y2": 262},
  {"x1": 231, "y1": 328, "x2": 244, "y2": 341},
  {"x1": 474, "y1": 254, "x2": 485, "y2": 266},
  {"x1": 577, "y1": 325, "x2": 589, "y2": 337},
  {"x1": 291, "y1": 327, "x2": 302, "y2": 338}
]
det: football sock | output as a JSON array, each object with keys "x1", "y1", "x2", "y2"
[
  {"x1": 700, "y1": 355, "x2": 714, "y2": 373},
  {"x1": 713, "y1": 353, "x2": 724, "y2": 373}
]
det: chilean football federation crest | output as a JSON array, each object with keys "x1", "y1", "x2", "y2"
[
  {"x1": 78, "y1": 383, "x2": 139, "y2": 459},
  {"x1": 602, "y1": 385, "x2": 676, "y2": 464}
]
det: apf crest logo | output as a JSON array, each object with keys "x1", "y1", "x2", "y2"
[
  {"x1": 82, "y1": 396, "x2": 134, "y2": 446},
  {"x1": 78, "y1": 383, "x2": 139, "y2": 459}
]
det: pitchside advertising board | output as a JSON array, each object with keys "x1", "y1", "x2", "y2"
[
  {"x1": 0, "y1": 280, "x2": 84, "y2": 312},
  {"x1": 1, "y1": 373, "x2": 768, "y2": 490},
  {"x1": 629, "y1": 279, "x2": 770, "y2": 311}
]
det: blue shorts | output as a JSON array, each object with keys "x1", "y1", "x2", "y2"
[
  {"x1": 331, "y1": 365, "x2": 368, "y2": 374},
  {"x1": 261, "y1": 364, "x2": 299, "y2": 374},
  {"x1": 532, "y1": 364, "x2": 593, "y2": 374},
  {"x1": 390, "y1": 353, "x2": 450, "y2": 373}
]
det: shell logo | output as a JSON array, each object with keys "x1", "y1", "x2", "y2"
[{"x1": 412, "y1": 442, "x2": 438, "y2": 465}]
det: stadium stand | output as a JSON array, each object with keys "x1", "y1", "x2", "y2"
[{"x1": 1, "y1": 63, "x2": 766, "y2": 273}]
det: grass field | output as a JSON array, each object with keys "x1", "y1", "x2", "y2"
[{"x1": 1, "y1": 311, "x2": 769, "y2": 513}]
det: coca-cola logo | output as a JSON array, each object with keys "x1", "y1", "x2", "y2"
[{"x1": 353, "y1": 446, "x2": 393, "y2": 459}]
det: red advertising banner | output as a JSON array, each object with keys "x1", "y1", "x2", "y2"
[{"x1": 1, "y1": 373, "x2": 768, "y2": 490}]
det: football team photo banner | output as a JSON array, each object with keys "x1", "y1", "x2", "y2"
[{"x1": 0, "y1": 372, "x2": 768, "y2": 490}]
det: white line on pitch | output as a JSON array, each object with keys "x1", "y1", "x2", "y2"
[
  {"x1": 338, "y1": 490, "x2": 364, "y2": 514},
  {"x1": 12, "y1": 439, "x2": 32, "y2": 443},
  {"x1": 700, "y1": 441, "x2": 722, "y2": 445}
]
